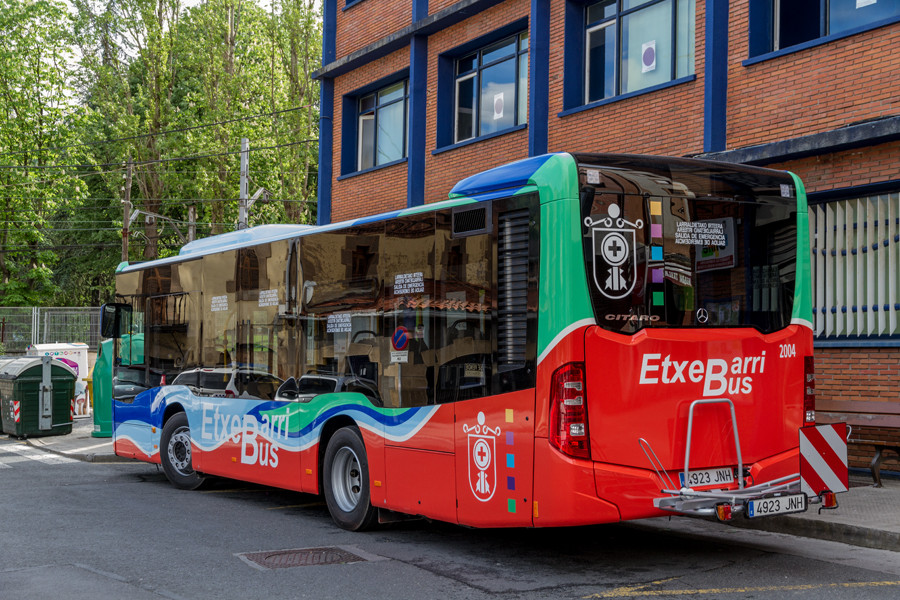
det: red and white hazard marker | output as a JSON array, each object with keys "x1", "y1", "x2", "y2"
[{"x1": 800, "y1": 423, "x2": 849, "y2": 496}]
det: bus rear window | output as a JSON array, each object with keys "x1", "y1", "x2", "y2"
[{"x1": 578, "y1": 159, "x2": 797, "y2": 334}]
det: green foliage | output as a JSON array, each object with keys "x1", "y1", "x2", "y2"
[{"x1": 0, "y1": 0, "x2": 322, "y2": 306}]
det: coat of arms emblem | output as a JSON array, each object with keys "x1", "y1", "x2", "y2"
[
  {"x1": 463, "y1": 412, "x2": 501, "y2": 502},
  {"x1": 585, "y1": 204, "x2": 643, "y2": 299}
]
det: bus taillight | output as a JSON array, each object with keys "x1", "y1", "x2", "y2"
[
  {"x1": 804, "y1": 356, "x2": 815, "y2": 424},
  {"x1": 550, "y1": 363, "x2": 590, "y2": 460}
]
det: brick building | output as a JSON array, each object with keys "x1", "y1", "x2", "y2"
[{"x1": 313, "y1": 0, "x2": 900, "y2": 472}]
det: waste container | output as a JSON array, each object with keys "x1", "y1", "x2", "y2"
[
  {"x1": 0, "y1": 356, "x2": 76, "y2": 438},
  {"x1": 91, "y1": 339, "x2": 113, "y2": 438}
]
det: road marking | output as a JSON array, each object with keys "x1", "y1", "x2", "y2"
[
  {"x1": 585, "y1": 580, "x2": 900, "y2": 598},
  {"x1": 1, "y1": 444, "x2": 78, "y2": 465}
]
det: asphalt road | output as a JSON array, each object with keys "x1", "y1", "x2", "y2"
[{"x1": 2, "y1": 436, "x2": 898, "y2": 600}]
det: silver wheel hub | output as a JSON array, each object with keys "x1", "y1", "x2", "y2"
[
  {"x1": 168, "y1": 426, "x2": 193, "y2": 475},
  {"x1": 331, "y1": 447, "x2": 362, "y2": 513}
]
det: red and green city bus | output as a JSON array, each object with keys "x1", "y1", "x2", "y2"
[{"x1": 101, "y1": 152, "x2": 845, "y2": 531}]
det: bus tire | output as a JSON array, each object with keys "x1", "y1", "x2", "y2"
[
  {"x1": 323, "y1": 427, "x2": 377, "y2": 531},
  {"x1": 160, "y1": 412, "x2": 205, "y2": 490}
]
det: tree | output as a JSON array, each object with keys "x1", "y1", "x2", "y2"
[{"x1": 0, "y1": 0, "x2": 89, "y2": 305}]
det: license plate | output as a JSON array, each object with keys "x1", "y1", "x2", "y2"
[
  {"x1": 679, "y1": 467, "x2": 735, "y2": 488},
  {"x1": 747, "y1": 494, "x2": 807, "y2": 518}
]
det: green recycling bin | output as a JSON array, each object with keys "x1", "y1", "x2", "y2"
[
  {"x1": 91, "y1": 339, "x2": 113, "y2": 438},
  {"x1": 0, "y1": 356, "x2": 76, "y2": 438}
]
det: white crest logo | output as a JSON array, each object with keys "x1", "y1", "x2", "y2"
[
  {"x1": 463, "y1": 411, "x2": 501, "y2": 502},
  {"x1": 585, "y1": 205, "x2": 643, "y2": 300}
]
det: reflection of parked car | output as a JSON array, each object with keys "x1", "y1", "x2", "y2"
[
  {"x1": 114, "y1": 366, "x2": 163, "y2": 401},
  {"x1": 276, "y1": 374, "x2": 381, "y2": 405},
  {"x1": 171, "y1": 367, "x2": 283, "y2": 401}
]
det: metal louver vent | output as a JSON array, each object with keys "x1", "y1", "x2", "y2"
[
  {"x1": 452, "y1": 206, "x2": 489, "y2": 237},
  {"x1": 498, "y1": 209, "x2": 530, "y2": 368}
]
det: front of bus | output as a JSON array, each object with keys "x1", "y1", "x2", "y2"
[{"x1": 537, "y1": 154, "x2": 841, "y2": 525}]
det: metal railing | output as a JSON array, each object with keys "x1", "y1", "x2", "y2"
[{"x1": 0, "y1": 307, "x2": 101, "y2": 353}]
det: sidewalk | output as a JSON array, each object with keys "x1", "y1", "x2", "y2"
[{"x1": 23, "y1": 418, "x2": 900, "y2": 551}]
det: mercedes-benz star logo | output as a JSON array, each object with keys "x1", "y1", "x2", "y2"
[{"x1": 696, "y1": 308, "x2": 709, "y2": 324}]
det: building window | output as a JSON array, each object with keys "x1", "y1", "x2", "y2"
[
  {"x1": 773, "y1": 0, "x2": 899, "y2": 50},
  {"x1": 809, "y1": 191, "x2": 900, "y2": 340},
  {"x1": 454, "y1": 32, "x2": 529, "y2": 143},
  {"x1": 584, "y1": 0, "x2": 694, "y2": 103},
  {"x1": 358, "y1": 80, "x2": 408, "y2": 171}
]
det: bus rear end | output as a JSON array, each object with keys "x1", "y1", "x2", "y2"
[{"x1": 539, "y1": 154, "x2": 835, "y2": 525}]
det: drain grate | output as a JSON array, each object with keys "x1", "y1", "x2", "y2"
[{"x1": 238, "y1": 546, "x2": 368, "y2": 570}]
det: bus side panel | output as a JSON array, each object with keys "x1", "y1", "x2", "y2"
[
  {"x1": 384, "y1": 448, "x2": 456, "y2": 522},
  {"x1": 455, "y1": 389, "x2": 535, "y2": 527},
  {"x1": 150, "y1": 389, "x2": 304, "y2": 492},
  {"x1": 383, "y1": 404, "x2": 455, "y2": 521},
  {"x1": 113, "y1": 388, "x2": 159, "y2": 464}
]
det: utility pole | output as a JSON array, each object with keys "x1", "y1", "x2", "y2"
[
  {"x1": 239, "y1": 137, "x2": 249, "y2": 230},
  {"x1": 188, "y1": 205, "x2": 196, "y2": 242},
  {"x1": 121, "y1": 159, "x2": 133, "y2": 263}
]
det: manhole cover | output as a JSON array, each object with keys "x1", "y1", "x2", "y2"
[{"x1": 238, "y1": 546, "x2": 368, "y2": 570}]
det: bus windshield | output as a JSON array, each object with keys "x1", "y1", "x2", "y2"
[{"x1": 577, "y1": 155, "x2": 798, "y2": 334}]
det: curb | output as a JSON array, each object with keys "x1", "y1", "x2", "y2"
[
  {"x1": 24, "y1": 439, "x2": 137, "y2": 464},
  {"x1": 727, "y1": 513, "x2": 900, "y2": 552}
]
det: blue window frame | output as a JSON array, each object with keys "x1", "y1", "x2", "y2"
[
  {"x1": 564, "y1": 0, "x2": 694, "y2": 109},
  {"x1": 750, "y1": 0, "x2": 900, "y2": 56},
  {"x1": 357, "y1": 81, "x2": 409, "y2": 171},
  {"x1": 454, "y1": 32, "x2": 529, "y2": 143}
]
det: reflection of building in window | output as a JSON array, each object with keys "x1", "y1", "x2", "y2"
[
  {"x1": 455, "y1": 32, "x2": 529, "y2": 142},
  {"x1": 772, "y1": 0, "x2": 899, "y2": 51},
  {"x1": 142, "y1": 265, "x2": 172, "y2": 295},
  {"x1": 583, "y1": 0, "x2": 694, "y2": 102},
  {"x1": 358, "y1": 80, "x2": 408, "y2": 171},
  {"x1": 237, "y1": 248, "x2": 260, "y2": 291}
]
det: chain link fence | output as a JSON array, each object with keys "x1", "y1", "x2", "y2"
[{"x1": 0, "y1": 307, "x2": 102, "y2": 354}]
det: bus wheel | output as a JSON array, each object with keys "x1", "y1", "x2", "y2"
[
  {"x1": 323, "y1": 427, "x2": 377, "y2": 531},
  {"x1": 160, "y1": 412, "x2": 205, "y2": 490}
]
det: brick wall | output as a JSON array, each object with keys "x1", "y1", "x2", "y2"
[
  {"x1": 816, "y1": 347, "x2": 900, "y2": 472},
  {"x1": 769, "y1": 140, "x2": 900, "y2": 194},
  {"x1": 336, "y1": 0, "x2": 413, "y2": 58},
  {"x1": 727, "y1": 8, "x2": 900, "y2": 149}
]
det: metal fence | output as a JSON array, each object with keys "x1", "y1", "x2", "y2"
[{"x1": 0, "y1": 307, "x2": 102, "y2": 354}]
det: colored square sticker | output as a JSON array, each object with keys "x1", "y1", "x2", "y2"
[
  {"x1": 506, "y1": 431, "x2": 514, "y2": 446},
  {"x1": 651, "y1": 246, "x2": 663, "y2": 261},
  {"x1": 505, "y1": 409, "x2": 514, "y2": 423},
  {"x1": 507, "y1": 476, "x2": 516, "y2": 491},
  {"x1": 653, "y1": 291, "x2": 665, "y2": 306},
  {"x1": 651, "y1": 223, "x2": 663, "y2": 239},
  {"x1": 508, "y1": 498, "x2": 517, "y2": 513},
  {"x1": 650, "y1": 201, "x2": 662, "y2": 216},
  {"x1": 506, "y1": 454, "x2": 515, "y2": 469},
  {"x1": 651, "y1": 268, "x2": 663, "y2": 283}
]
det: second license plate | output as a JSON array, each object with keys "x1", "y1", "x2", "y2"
[
  {"x1": 679, "y1": 467, "x2": 735, "y2": 488},
  {"x1": 747, "y1": 494, "x2": 807, "y2": 518}
]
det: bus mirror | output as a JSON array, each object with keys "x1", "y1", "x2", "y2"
[{"x1": 100, "y1": 303, "x2": 132, "y2": 339}]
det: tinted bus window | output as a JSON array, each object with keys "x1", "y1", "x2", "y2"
[{"x1": 578, "y1": 157, "x2": 797, "y2": 334}]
